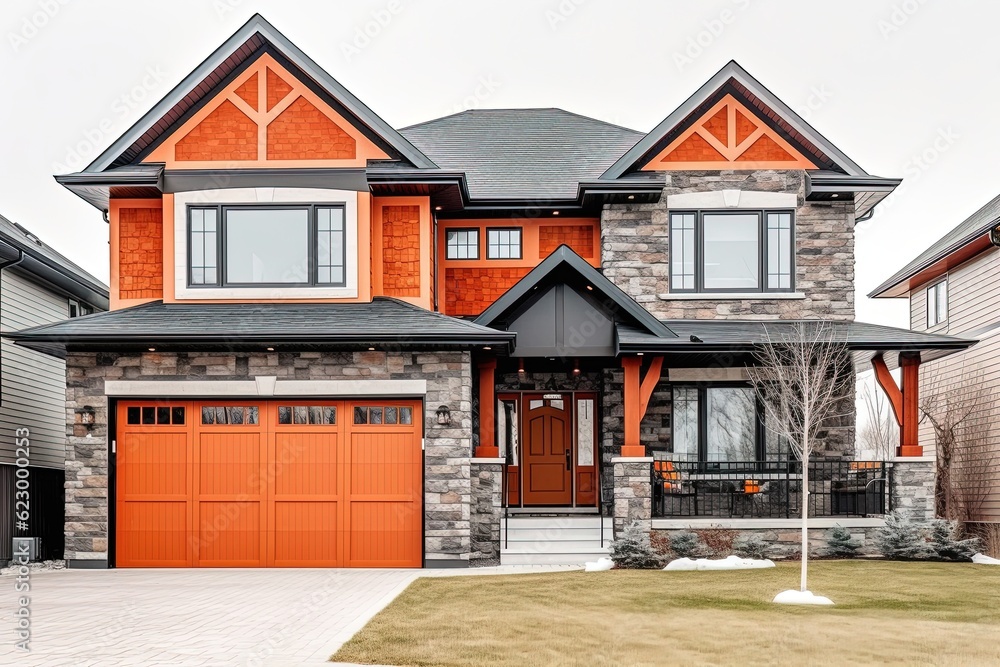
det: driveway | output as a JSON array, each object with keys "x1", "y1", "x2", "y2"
[{"x1": 0, "y1": 568, "x2": 417, "y2": 666}]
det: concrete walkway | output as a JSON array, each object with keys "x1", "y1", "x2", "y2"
[{"x1": 0, "y1": 565, "x2": 579, "y2": 666}]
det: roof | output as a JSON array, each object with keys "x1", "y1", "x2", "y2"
[
  {"x1": 82, "y1": 13, "x2": 436, "y2": 174},
  {"x1": 870, "y1": 192, "x2": 1000, "y2": 298},
  {"x1": 6, "y1": 298, "x2": 513, "y2": 357},
  {"x1": 400, "y1": 109, "x2": 644, "y2": 200},
  {"x1": 474, "y1": 245, "x2": 675, "y2": 338},
  {"x1": 0, "y1": 213, "x2": 109, "y2": 309}
]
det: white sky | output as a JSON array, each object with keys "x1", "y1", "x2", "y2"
[{"x1": 1, "y1": 0, "x2": 996, "y2": 330}]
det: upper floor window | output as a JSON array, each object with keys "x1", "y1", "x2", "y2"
[
  {"x1": 487, "y1": 228, "x2": 522, "y2": 259},
  {"x1": 187, "y1": 205, "x2": 345, "y2": 287},
  {"x1": 669, "y1": 210, "x2": 794, "y2": 293},
  {"x1": 68, "y1": 299, "x2": 93, "y2": 318},
  {"x1": 927, "y1": 279, "x2": 948, "y2": 327},
  {"x1": 446, "y1": 229, "x2": 479, "y2": 259}
]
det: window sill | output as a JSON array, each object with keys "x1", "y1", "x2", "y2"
[{"x1": 657, "y1": 292, "x2": 806, "y2": 301}]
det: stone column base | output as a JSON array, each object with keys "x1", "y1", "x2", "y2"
[
  {"x1": 470, "y1": 459, "x2": 504, "y2": 565},
  {"x1": 890, "y1": 456, "x2": 936, "y2": 521},
  {"x1": 612, "y1": 457, "x2": 652, "y2": 537}
]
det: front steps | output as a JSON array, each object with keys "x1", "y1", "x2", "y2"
[{"x1": 499, "y1": 515, "x2": 614, "y2": 565}]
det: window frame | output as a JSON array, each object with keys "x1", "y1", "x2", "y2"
[
  {"x1": 668, "y1": 209, "x2": 796, "y2": 294},
  {"x1": 68, "y1": 299, "x2": 93, "y2": 318},
  {"x1": 186, "y1": 203, "x2": 347, "y2": 289},
  {"x1": 485, "y1": 227, "x2": 523, "y2": 260},
  {"x1": 926, "y1": 278, "x2": 948, "y2": 328},
  {"x1": 445, "y1": 228, "x2": 480, "y2": 260}
]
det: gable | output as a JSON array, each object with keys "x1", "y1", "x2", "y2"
[
  {"x1": 141, "y1": 53, "x2": 389, "y2": 168},
  {"x1": 507, "y1": 283, "x2": 616, "y2": 357},
  {"x1": 639, "y1": 94, "x2": 817, "y2": 171}
]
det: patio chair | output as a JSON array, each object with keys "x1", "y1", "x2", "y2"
[{"x1": 652, "y1": 459, "x2": 698, "y2": 516}]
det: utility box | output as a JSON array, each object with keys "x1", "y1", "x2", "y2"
[{"x1": 11, "y1": 537, "x2": 41, "y2": 562}]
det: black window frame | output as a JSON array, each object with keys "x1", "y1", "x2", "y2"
[
  {"x1": 485, "y1": 227, "x2": 523, "y2": 260},
  {"x1": 926, "y1": 278, "x2": 948, "y2": 328},
  {"x1": 186, "y1": 203, "x2": 347, "y2": 288},
  {"x1": 445, "y1": 228, "x2": 479, "y2": 260},
  {"x1": 669, "y1": 382, "x2": 791, "y2": 470},
  {"x1": 668, "y1": 209, "x2": 796, "y2": 294}
]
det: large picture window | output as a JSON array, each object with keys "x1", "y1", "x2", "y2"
[
  {"x1": 187, "y1": 205, "x2": 346, "y2": 287},
  {"x1": 669, "y1": 210, "x2": 794, "y2": 293},
  {"x1": 670, "y1": 385, "x2": 790, "y2": 463}
]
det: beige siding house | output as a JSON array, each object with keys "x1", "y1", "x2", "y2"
[{"x1": 872, "y1": 195, "x2": 1000, "y2": 520}]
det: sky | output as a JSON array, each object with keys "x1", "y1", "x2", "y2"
[{"x1": 1, "y1": 0, "x2": 996, "y2": 330}]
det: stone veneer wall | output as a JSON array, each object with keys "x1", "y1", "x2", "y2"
[
  {"x1": 652, "y1": 525, "x2": 884, "y2": 558},
  {"x1": 601, "y1": 171, "x2": 855, "y2": 321},
  {"x1": 613, "y1": 459, "x2": 652, "y2": 536},
  {"x1": 890, "y1": 458, "x2": 936, "y2": 521},
  {"x1": 63, "y1": 350, "x2": 472, "y2": 566},
  {"x1": 470, "y1": 461, "x2": 502, "y2": 565}
]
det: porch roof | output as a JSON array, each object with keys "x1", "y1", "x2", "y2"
[{"x1": 6, "y1": 298, "x2": 515, "y2": 358}]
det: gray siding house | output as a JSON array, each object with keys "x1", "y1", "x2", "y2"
[{"x1": 0, "y1": 214, "x2": 108, "y2": 561}]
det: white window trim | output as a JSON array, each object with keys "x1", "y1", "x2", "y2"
[
  {"x1": 105, "y1": 378, "x2": 427, "y2": 397},
  {"x1": 666, "y1": 189, "x2": 798, "y2": 210},
  {"x1": 173, "y1": 187, "x2": 359, "y2": 299},
  {"x1": 926, "y1": 278, "x2": 948, "y2": 329}
]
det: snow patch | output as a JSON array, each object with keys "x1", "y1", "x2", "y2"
[
  {"x1": 972, "y1": 553, "x2": 1000, "y2": 565},
  {"x1": 773, "y1": 589, "x2": 835, "y2": 606},
  {"x1": 584, "y1": 557, "x2": 614, "y2": 572},
  {"x1": 664, "y1": 555, "x2": 776, "y2": 571}
]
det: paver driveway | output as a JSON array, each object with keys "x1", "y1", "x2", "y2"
[{"x1": 1, "y1": 568, "x2": 416, "y2": 666}]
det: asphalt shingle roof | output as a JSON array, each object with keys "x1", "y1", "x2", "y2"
[{"x1": 400, "y1": 109, "x2": 644, "y2": 201}]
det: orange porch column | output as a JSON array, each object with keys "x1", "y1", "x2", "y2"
[
  {"x1": 475, "y1": 359, "x2": 499, "y2": 457},
  {"x1": 899, "y1": 353, "x2": 923, "y2": 457},
  {"x1": 621, "y1": 356, "x2": 664, "y2": 457}
]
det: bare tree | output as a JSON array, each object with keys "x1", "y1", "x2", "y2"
[
  {"x1": 921, "y1": 365, "x2": 998, "y2": 520},
  {"x1": 745, "y1": 322, "x2": 854, "y2": 595},
  {"x1": 858, "y1": 381, "x2": 898, "y2": 461}
]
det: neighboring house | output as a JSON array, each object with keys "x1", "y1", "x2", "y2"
[
  {"x1": 871, "y1": 195, "x2": 1000, "y2": 520},
  {"x1": 8, "y1": 15, "x2": 975, "y2": 569},
  {"x1": 0, "y1": 214, "x2": 108, "y2": 561}
]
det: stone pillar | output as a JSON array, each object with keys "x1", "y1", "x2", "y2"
[
  {"x1": 890, "y1": 457, "x2": 936, "y2": 521},
  {"x1": 469, "y1": 459, "x2": 504, "y2": 565},
  {"x1": 612, "y1": 457, "x2": 652, "y2": 537}
]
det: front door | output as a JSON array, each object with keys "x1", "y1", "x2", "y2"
[{"x1": 521, "y1": 395, "x2": 572, "y2": 505}]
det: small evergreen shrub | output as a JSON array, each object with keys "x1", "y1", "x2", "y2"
[
  {"x1": 826, "y1": 525, "x2": 862, "y2": 558},
  {"x1": 668, "y1": 531, "x2": 703, "y2": 559},
  {"x1": 875, "y1": 511, "x2": 931, "y2": 560},
  {"x1": 928, "y1": 519, "x2": 979, "y2": 562},
  {"x1": 609, "y1": 521, "x2": 664, "y2": 569},
  {"x1": 733, "y1": 533, "x2": 770, "y2": 560}
]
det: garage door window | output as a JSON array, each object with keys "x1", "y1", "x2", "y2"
[
  {"x1": 277, "y1": 405, "x2": 337, "y2": 425},
  {"x1": 201, "y1": 406, "x2": 259, "y2": 425},
  {"x1": 126, "y1": 405, "x2": 186, "y2": 425},
  {"x1": 354, "y1": 405, "x2": 413, "y2": 425}
]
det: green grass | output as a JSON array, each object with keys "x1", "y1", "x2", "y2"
[{"x1": 333, "y1": 561, "x2": 1000, "y2": 666}]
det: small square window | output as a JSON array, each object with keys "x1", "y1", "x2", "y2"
[
  {"x1": 171, "y1": 407, "x2": 186, "y2": 425},
  {"x1": 141, "y1": 407, "x2": 156, "y2": 425},
  {"x1": 157, "y1": 407, "x2": 171, "y2": 425},
  {"x1": 487, "y1": 228, "x2": 522, "y2": 259},
  {"x1": 446, "y1": 229, "x2": 479, "y2": 259},
  {"x1": 127, "y1": 407, "x2": 140, "y2": 425},
  {"x1": 354, "y1": 406, "x2": 368, "y2": 424},
  {"x1": 400, "y1": 407, "x2": 413, "y2": 424}
]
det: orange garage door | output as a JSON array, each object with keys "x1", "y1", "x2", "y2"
[{"x1": 115, "y1": 400, "x2": 422, "y2": 567}]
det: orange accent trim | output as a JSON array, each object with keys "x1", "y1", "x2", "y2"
[
  {"x1": 639, "y1": 356, "x2": 664, "y2": 418},
  {"x1": 233, "y1": 72, "x2": 259, "y2": 111},
  {"x1": 894, "y1": 234, "x2": 994, "y2": 297},
  {"x1": 622, "y1": 356, "x2": 664, "y2": 457},
  {"x1": 871, "y1": 354, "x2": 903, "y2": 426},
  {"x1": 899, "y1": 353, "x2": 922, "y2": 456},
  {"x1": 640, "y1": 94, "x2": 817, "y2": 171},
  {"x1": 476, "y1": 359, "x2": 499, "y2": 457}
]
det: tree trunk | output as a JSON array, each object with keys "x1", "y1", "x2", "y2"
[{"x1": 800, "y1": 431, "x2": 809, "y2": 593}]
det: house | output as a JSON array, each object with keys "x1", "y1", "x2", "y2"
[
  {"x1": 7, "y1": 15, "x2": 975, "y2": 569},
  {"x1": 871, "y1": 195, "x2": 1000, "y2": 521},
  {"x1": 0, "y1": 214, "x2": 108, "y2": 563}
]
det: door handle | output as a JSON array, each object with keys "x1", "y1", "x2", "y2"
[{"x1": 565, "y1": 448, "x2": 572, "y2": 471}]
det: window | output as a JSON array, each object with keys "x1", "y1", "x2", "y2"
[
  {"x1": 277, "y1": 405, "x2": 337, "y2": 425},
  {"x1": 669, "y1": 210, "x2": 794, "y2": 293},
  {"x1": 126, "y1": 405, "x2": 185, "y2": 425},
  {"x1": 68, "y1": 299, "x2": 93, "y2": 318},
  {"x1": 487, "y1": 228, "x2": 522, "y2": 259},
  {"x1": 188, "y1": 205, "x2": 346, "y2": 287},
  {"x1": 201, "y1": 406, "x2": 259, "y2": 425},
  {"x1": 353, "y1": 405, "x2": 413, "y2": 425},
  {"x1": 497, "y1": 398, "x2": 519, "y2": 465},
  {"x1": 670, "y1": 385, "x2": 789, "y2": 462},
  {"x1": 446, "y1": 229, "x2": 478, "y2": 259},
  {"x1": 927, "y1": 280, "x2": 948, "y2": 327}
]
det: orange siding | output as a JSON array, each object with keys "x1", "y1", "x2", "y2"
[
  {"x1": 381, "y1": 205, "x2": 421, "y2": 296},
  {"x1": 233, "y1": 72, "x2": 259, "y2": 111},
  {"x1": 267, "y1": 67, "x2": 293, "y2": 111},
  {"x1": 445, "y1": 267, "x2": 531, "y2": 316},
  {"x1": 113, "y1": 200, "x2": 164, "y2": 307},
  {"x1": 175, "y1": 100, "x2": 258, "y2": 161},
  {"x1": 267, "y1": 97, "x2": 356, "y2": 160},
  {"x1": 538, "y1": 224, "x2": 596, "y2": 259}
]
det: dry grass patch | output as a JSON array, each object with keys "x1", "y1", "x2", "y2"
[{"x1": 333, "y1": 561, "x2": 1000, "y2": 666}]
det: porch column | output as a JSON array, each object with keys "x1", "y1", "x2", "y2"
[
  {"x1": 621, "y1": 356, "x2": 663, "y2": 457},
  {"x1": 475, "y1": 359, "x2": 499, "y2": 458},
  {"x1": 899, "y1": 353, "x2": 922, "y2": 457}
]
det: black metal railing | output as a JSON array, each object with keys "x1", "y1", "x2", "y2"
[{"x1": 651, "y1": 458, "x2": 889, "y2": 519}]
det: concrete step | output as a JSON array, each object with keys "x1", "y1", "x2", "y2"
[
  {"x1": 500, "y1": 528, "x2": 612, "y2": 542},
  {"x1": 500, "y1": 539, "x2": 611, "y2": 552},
  {"x1": 502, "y1": 516, "x2": 613, "y2": 530},
  {"x1": 500, "y1": 549, "x2": 610, "y2": 566}
]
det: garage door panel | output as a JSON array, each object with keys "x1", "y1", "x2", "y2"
[
  {"x1": 118, "y1": 501, "x2": 190, "y2": 566},
  {"x1": 198, "y1": 432, "x2": 265, "y2": 496},
  {"x1": 120, "y1": 433, "x2": 189, "y2": 497},
  {"x1": 198, "y1": 501, "x2": 263, "y2": 565},
  {"x1": 273, "y1": 431, "x2": 339, "y2": 497},
  {"x1": 348, "y1": 502, "x2": 421, "y2": 566},
  {"x1": 350, "y1": 432, "x2": 421, "y2": 497},
  {"x1": 272, "y1": 501, "x2": 340, "y2": 565}
]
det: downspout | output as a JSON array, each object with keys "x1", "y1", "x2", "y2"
[{"x1": 432, "y1": 209, "x2": 439, "y2": 312}]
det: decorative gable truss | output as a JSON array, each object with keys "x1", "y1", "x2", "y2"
[
  {"x1": 640, "y1": 94, "x2": 817, "y2": 171},
  {"x1": 143, "y1": 53, "x2": 389, "y2": 168}
]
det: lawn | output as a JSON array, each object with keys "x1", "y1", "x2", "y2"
[{"x1": 333, "y1": 561, "x2": 1000, "y2": 666}]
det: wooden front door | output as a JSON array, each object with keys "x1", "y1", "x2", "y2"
[{"x1": 521, "y1": 395, "x2": 572, "y2": 505}]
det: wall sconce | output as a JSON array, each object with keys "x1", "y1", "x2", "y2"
[
  {"x1": 75, "y1": 405, "x2": 96, "y2": 431},
  {"x1": 435, "y1": 405, "x2": 452, "y2": 426},
  {"x1": 518, "y1": 358, "x2": 525, "y2": 375}
]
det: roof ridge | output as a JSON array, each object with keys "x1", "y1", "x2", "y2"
[{"x1": 401, "y1": 107, "x2": 643, "y2": 135}]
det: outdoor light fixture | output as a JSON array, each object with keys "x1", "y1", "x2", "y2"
[
  {"x1": 368, "y1": 347, "x2": 375, "y2": 351},
  {"x1": 627, "y1": 195, "x2": 635, "y2": 200},
  {"x1": 435, "y1": 405, "x2": 452, "y2": 425},
  {"x1": 147, "y1": 347, "x2": 156, "y2": 352},
  {"x1": 435, "y1": 206, "x2": 442, "y2": 211},
  {"x1": 991, "y1": 222, "x2": 1000, "y2": 247},
  {"x1": 483, "y1": 346, "x2": 491, "y2": 351},
  {"x1": 76, "y1": 405, "x2": 96, "y2": 431},
  {"x1": 552, "y1": 211, "x2": 560, "y2": 216},
  {"x1": 266, "y1": 347, "x2": 274, "y2": 351},
  {"x1": 572, "y1": 359, "x2": 581, "y2": 376},
  {"x1": 518, "y1": 358, "x2": 525, "y2": 375}
]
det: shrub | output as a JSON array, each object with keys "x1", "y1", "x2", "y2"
[
  {"x1": 826, "y1": 525, "x2": 862, "y2": 558},
  {"x1": 928, "y1": 519, "x2": 979, "y2": 562},
  {"x1": 733, "y1": 533, "x2": 770, "y2": 560},
  {"x1": 875, "y1": 511, "x2": 931, "y2": 560},
  {"x1": 694, "y1": 527, "x2": 739, "y2": 557},
  {"x1": 609, "y1": 521, "x2": 664, "y2": 569},
  {"x1": 668, "y1": 531, "x2": 703, "y2": 558}
]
